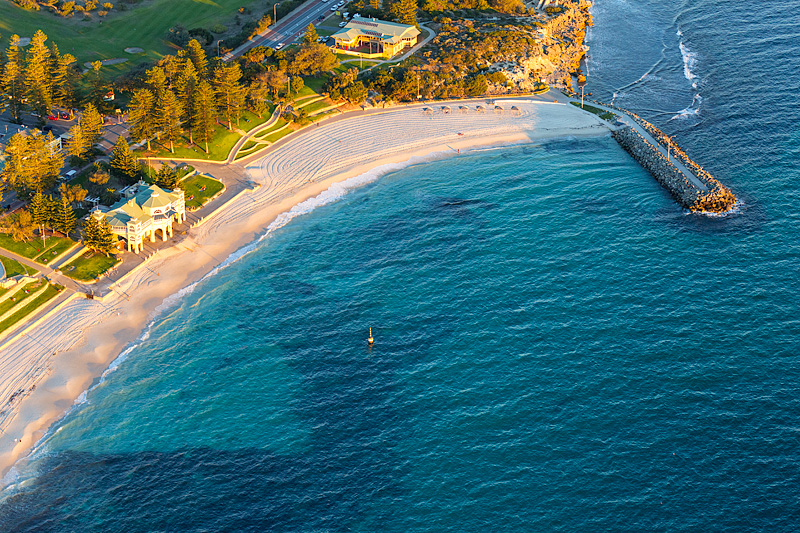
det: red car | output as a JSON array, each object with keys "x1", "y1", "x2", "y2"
[{"x1": 47, "y1": 114, "x2": 57, "y2": 120}]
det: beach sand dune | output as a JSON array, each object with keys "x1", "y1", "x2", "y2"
[{"x1": 0, "y1": 98, "x2": 609, "y2": 480}]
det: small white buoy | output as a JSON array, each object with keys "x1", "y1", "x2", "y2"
[{"x1": 368, "y1": 327, "x2": 374, "y2": 345}]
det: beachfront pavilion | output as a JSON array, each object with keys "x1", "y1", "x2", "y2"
[
  {"x1": 93, "y1": 182, "x2": 186, "y2": 254},
  {"x1": 331, "y1": 18, "x2": 420, "y2": 59}
]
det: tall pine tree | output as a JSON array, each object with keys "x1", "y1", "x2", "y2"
[
  {"x1": 81, "y1": 103, "x2": 105, "y2": 149},
  {"x1": 2, "y1": 37, "x2": 26, "y2": 124},
  {"x1": 29, "y1": 190, "x2": 49, "y2": 229},
  {"x1": 192, "y1": 80, "x2": 217, "y2": 154},
  {"x1": 128, "y1": 88, "x2": 157, "y2": 150},
  {"x1": 25, "y1": 30, "x2": 54, "y2": 124},
  {"x1": 110, "y1": 137, "x2": 140, "y2": 182},
  {"x1": 213, "y1": 63, "x2": 247, "y2": 131},
  {"x1": 391, "y1": 0, "x2": 418, "y2": 27},
  {"x1": 158, "y1": 90, "x2": 184, "y2": 153},
  {"x1": 55, "y1": 196, "x2": 76, "y2": 235}
]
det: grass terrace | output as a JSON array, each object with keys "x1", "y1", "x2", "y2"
[
  {"x1": 0, "y1": 281, "x2": 45, "y2": 317},
  {"x1": 0, "y1": 283, "x2": 63, "y2": 334},
  {"x1": 62, "y1": 252, "x2": 120, "y2": 282},
  {"x1": 181, "y1": 175, "x2": 225, "y2": 211}
]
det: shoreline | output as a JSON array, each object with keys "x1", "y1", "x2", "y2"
[{"x1": 0, "y1": 97, "x2": 611, "y2": 482}]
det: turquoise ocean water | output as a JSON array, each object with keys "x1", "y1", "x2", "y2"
[{"x1": 2, "y1": 0, "x2": 800, "y2": 530}]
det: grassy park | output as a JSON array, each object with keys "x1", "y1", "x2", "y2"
[
  {"x1": 0, "y1": 234, "x2": 74, "y2": 265},
  {"x1": 0, "y1": 0, "x2": 272, "y2": 70},
  {"x1": 182, "y1": 175, "x2": 225, "y2": 210},
  {"x1": 61, "y1": 252, "x2": 119, "y2": 282}
]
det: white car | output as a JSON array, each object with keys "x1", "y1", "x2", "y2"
[
  {"x1": 275, "y1": 42, "x2": 285, "y2": 50},
  {"x1": 338, "y1": 21, "x2": 346, "y2": 27},
  {"x1": 342, "y1": 11, "x2": 349, "y2": 18},
  {"x1": 330, "y1": 5, "x2": 337, "y2": 10}
]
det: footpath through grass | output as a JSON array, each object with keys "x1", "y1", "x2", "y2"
[
  {"x1": 0, "y1": 234, "x2": 74, "y2": 264},
  {"x1": 0, "y1": 255, "x2": 37, "y2": 278},
  {"x1": 62, "y1": 252, "x2": 120, "y2": 282},
  {"x1": 0, "y1": 283, "x2": 63, "y2": 334}
]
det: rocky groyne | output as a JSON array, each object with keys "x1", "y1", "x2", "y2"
[{"x1": 611, "y1": 125, "x2": 736, "y2": 213}]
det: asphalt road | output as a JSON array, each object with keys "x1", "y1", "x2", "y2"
[{"x1": 226, "y1": 0, "x2": 344, "y2": 60}]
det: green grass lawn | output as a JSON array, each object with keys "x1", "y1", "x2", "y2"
[
  {"x1": 570, "y1": 101, "x2": 615, "y2": 120},
  {"x1": 61, "y1": 252, "x2": 120, "y2": 282},
  {"x1": 292, "y1": 84, "x2": 320, "y2": 100},
  {"x1": 239, "y1": 109, "x2": 275, "y2": 133},
  {"x1": 148, "y1": 123, "x2": 240, "y2": 161},
  {"x1": 0, "y1": 0, "x2": 273, "y2": 73},
  {"x1": 181, "y1": 175, "x2": 225, "y2": 211},
  {"x1": 300, "y1": 99, "x2": 334, "y2": 114},
  {"x1": 0, "y1": 281, "x2": 45, "y2": 317},
  {"x1": 0, "y1": 283, "x2": 62, "y2": 334},
  {"x1": 0, "y1": 255, "x2": 29, "y2": 278},
  {"x1": 261, "y1": 127, "x2": 295, "y2": 144},
  {"x1": 253, "y1": 119, "x2": 288, "y2": 140},
  {"x1": 33, "y1": 238, "x2": 75, "y2": 265},
  {"x1": 0, "y1": 234, "x2": 74, "y2": 263},
  {"x1": 304, "y1": 75, "x2": 329, "y2": 94}
]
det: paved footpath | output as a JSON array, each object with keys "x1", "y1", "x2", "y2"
[{"x1": 565, "y1": 97, "x2": 708, "y2": 192}]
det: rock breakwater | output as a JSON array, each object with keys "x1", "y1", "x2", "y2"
[
  {"x1": 606, "y1": 105, "x2": 736, "y2": 213},
  {"x1": 612, "y1": 125, "x2": 736, "y2": 213}
]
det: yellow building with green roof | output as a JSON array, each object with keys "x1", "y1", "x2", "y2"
[
  {"x1": 93, "y1": 181, "x2": 186, "y2": 254},
  {"x1": 331, "y1": 18, "x2": 420, "y2": 59}
]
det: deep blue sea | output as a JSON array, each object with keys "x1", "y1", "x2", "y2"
[{"x1": 2, "y1": 0, "x2": 800, "y2": 530}]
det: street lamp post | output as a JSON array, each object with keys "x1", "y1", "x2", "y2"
[
  {"x1": 217, "y1": 39, "x2": 223, "y2": 57},
  {"x1": 274, "y1": 2, "x2": 280, "y2": 26}
]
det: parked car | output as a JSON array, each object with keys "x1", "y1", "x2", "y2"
[
  {"x1": 47, "y1": 114, "x2": 57, "y2": 120},
  {"x1": 275, "y1": 42, "x2": 285, "y2": 50},
  {"x1": 59, "y1": 111, "x2": 69, "y2": 119},
  {"x1": 342, "y1": 11, "x2": 349, "y2": 18},
  {"x1": 338, "y1": 21, "x2": 346, "y2": 27},
  {"x1": 318, "y1": 15, "x2": 325, "y2": 20},
  {"x1": 330, "y1": 5, "x2": 337, "y2": 10}
]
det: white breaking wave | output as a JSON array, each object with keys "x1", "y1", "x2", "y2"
[
  {"x1": 678, "y1": 30, "x2": 699, "y2": 89},
  {"x1": 671, "y1": 93, "x2": 703, "y2": 121}
]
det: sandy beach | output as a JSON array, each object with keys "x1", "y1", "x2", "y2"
[{"x1": 0, "y1": 96, "x2": 611, "y2": 480}]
